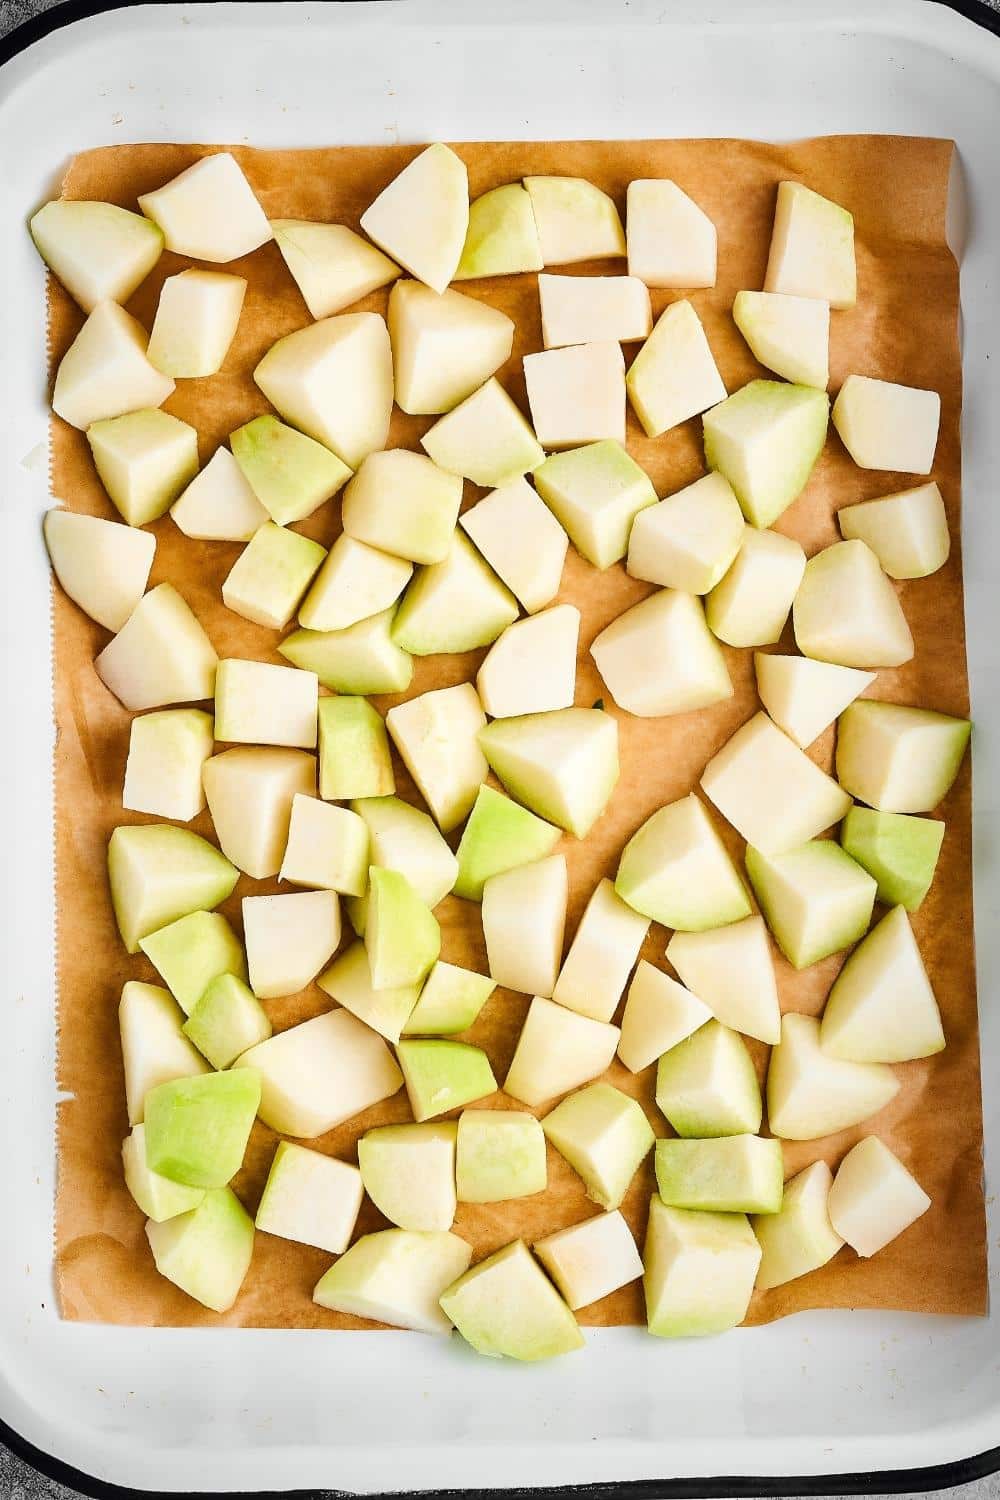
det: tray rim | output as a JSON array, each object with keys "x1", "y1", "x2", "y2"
[{"x1": 2, "y1": 0, "x2": 1000, "y2": 1497}]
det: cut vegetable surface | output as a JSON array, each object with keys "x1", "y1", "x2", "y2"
[
  {"x1": 256, "y1": 1142, "x2": 363, "y2": 1255},
  {"x1": 479, "y1": 707, "x2": 619, "y2": 839},
  {"x1": 626, "y1": 179, "x2": 716, "y2": 288},
  {"x1": 617, "y1": 962, "x2": 711, "y2": 1074},
  {"x1": 836, "y1": 700, "x2": 971, "y2": 813},
  {"x1": 391, "y1": 532, "x2": 520, "y2": 656},
  {"x1": 456, "y1": 183, "x2": 545, "y2": 280},
  {"x1": 360, "y1": 143, "x2": 469, "y2": 294},
  {"x1": 524, "y1": 175, "x2": 625, "y2": 265},
  {"x1": 837, "y1": 482, "x2": 950, "y2": 579},
  {"x1": 460, "y1": 477, "x2": 568, "y2": 613},
  {"x1": 554, "y1": 878, "x2": 650, "y2": 1023},
  {"x1": 746, "y1": 840, "x2": 876, "y2": 971},
  {"x1": 318, "y1": 696, "x2": 393, "y2": 802},
  {"x1": 542, "y1": 1083, "x2": 655, "y2": 1210},
  {"x1": 840, "y1": 807, "x2": 944, "y2": 911},
  {"x1": 215, "y1": 658, "x2": 318, "y2": 749},
  {"x1": 88, "y1": 408, "x2": 199, "y2": 528},
  {"x1": 182, "y1": 973, "x2": 271, "y2": 1071},
  {"x1": 147, "y1": 269, "x2": 246, "y2": 379},
  {"x1": 314, "y1": 1229, "x2": 472, "y2": 1334},
  {"x1": 52, "y1": 301, "x2": 174, "y2": 430},
  {"x1": 401, "y1": 962, "x2": 496, "y2": 1037},
  {"x1": 820, "y1": 905, "x2": 945, "y2": 1063},
  {"x1": 705, "y1": 527, "x2": 806, "y2": 649},
  {"x1": 655, "y1": 1020, "x2": 762, "y2": 1138},
  {"x1": 754, "y1": 653, "x2": 874, "y2": 750},
  {"x1": 535, "y1": 1211, "x2": 643, "y2": 1311},
  {"x1": 654, "y1": 1135, "x2": 784, "y2": 1215},
  {"x1": 243, "y1": 890, "x2": 341, "y2": 1000},
  {"x1": 453, "y1": 786, "x2": 561, "y2": 902},
  {"x1": 792, "y1": 540, "x2": 913, "y2": 670},
  {"x1": 280, "y1": 612, "x2": 413, "y2": 697},
  {"x1": 171, "y1": 447, "x2": 268, "y2": 542},
  {"x1": 223, "y1": 522, "x2": 326, "y2": 630},
  {"x1": 666, "y1": 916, "x2": 780, "y2": 1045},
  {"x1": 482, "y1": 854, "x2": 568, "y2": 998},
  {"x1": 146, "y1": 1187, "x2": 254, "y2": 1314},
  {"x1": 827, "y1": 1137, "x2": 930, "y2": 1257},
  {"x1": 422, "y1": 378, "x2": 544, "y2": 488},
  {"x1": 832, "y1": 376, "x2": 940, "y2": 474},
  {"x1": 389, "y1": 281, "x2": 515, "y2": 415},
  {"x1": 386, "y1": 683, "x2": 488, "y2": 832},
  {"x1": 44, "y1": 509, "x2": 155, "y2": 633},
  {"x1": 108, "y1": 824, "x2": 238, "y2": 955},
  {"x1": 119, "y1": 981, "x2": 209, "y2": 1127},
  {"x1": 767, "y1": 1013, "x2": 899, "y2": 1141},
  {"x1": 365, "y1": 868, "x2": 441, "y2": 991},
  {"x1": 524, "y1": 342, "x2": 626, "y2": 449},
  {"x1": 592, "y1": 590, "x2": 732, "y2": 718},
  {"x1": 644, "y1": 1199, "x2": 761, "y2": 1338},
  {"x1": 230, "y1": 414, "x2": 350, "y2": 526},
  {"x1": 341, "y1": 449, "x2": 463, "y2": 566},
  {"x1": 359, "y1": 1123, "x2": 458, "y2": 1231},
  {"x1": 476, "y1": 605, "x2": 579, "y2": 719},
  {"x1": 139, "y1": 908, "x2": 246, "y2": 1016},
  {"x1": 627, "y1": 472, "x2": 745, "y2": 595},
  {"x1": 397, "y1": 1040, "x2": 497, "y2": 1121},
  {"x1": 626, "y1": 299, "x2": 726, "y2": 438},
  {"x1": 31, "y1": 199, "x2": 163, "y2": 312},
  {"x1": 456, "y1": 1111, "x2": 547, "y2": 1203},
  {"x1": 203, "y1": 746, "x2": 316, "y2": 879},
  {"x1": 272, "y1": 219, "x2": 400, "y2": 319},
  {"x1": 615, "y1": 795, "x2": 751, "y2": 931},
  {"x1": 123, "y1": 708, "x2": 214, "y2": 824},
  {"x1": 753, "y1": 1160, "x2": 844, "y2": 1290},
  {"x1": 538, "y1": 274, "x2": 651, "y2": 348},
  {"x1": 703, "y1": 379, "x2": 829, "y2": 529},
  {"x1": 504, "y1": 997, "x2": 619, "y2": 1109},
  {"x1": 764, "y1": 181, "x2": 856, "y2": 308},
  {"x1": 534, "y1": 439, "x2": 657, "y2": 570},
  {"x1": 733, "y1": 290, "x2": 829, "y2": 390},
  {"x1": 440, "y1": 1239, "x2": 584, "y2": 1361},
  {"x1": 144, "y1": 1070, "x2": 260, "y2": 1188},
  {"x1": 317, "y1": 941, "x2": 420, "y2": 1044},
  {"x1": 138, "y1": 153, "x2": 271, "y2": 262}
]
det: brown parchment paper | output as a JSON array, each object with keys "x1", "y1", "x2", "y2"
[{"x1": 50, "y1": 136, "x2": 986, "y2": 1331}]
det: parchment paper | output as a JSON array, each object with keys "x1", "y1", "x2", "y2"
[{"x1": 50, "y1": 136, "x2": 986, "y2": 1330}]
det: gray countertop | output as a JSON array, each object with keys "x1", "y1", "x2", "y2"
[{"x1": 2, "y1": 0, "x2": 998, "y2": 1496}]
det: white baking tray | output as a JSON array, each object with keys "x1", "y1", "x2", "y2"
[{"x1": 2, "y1": 0, "x2": 1000, "y2": 1494}]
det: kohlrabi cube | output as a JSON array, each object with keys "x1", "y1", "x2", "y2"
[
  {"x1": 455, "y1": 1110, "x2": 547, "y2": 1203},
  {"x1": 144, "y1": 1070, "x2": 261, "y2": 1188},
  {"x1": 365, "y1": 868, "x2": 441, "y2": 990},
  {"x1": 342, "y1": 449, "x2": 463, "y2": 565},
  {"x1": 314, "y1": 1229, "x2": 473, "y2": 1334},
  {"x1": 170, "y1": 447, "x2": 268, "y2": 542},
  {"x1": 52, "y1": 301, "x2": 174, "y2": 430},
  {"x1": 43, "y1": 509, "x2": 155, "y2": 632},
  {"x1": 654, "y1": 1020, "x2": 762, "y2": 1138},
  {"x1": 318, "y1": 940, "x2": 421, "y2": 1043},
  {"x1": 764, "y1": 181, "x2": 855, "y2": 308},
  {"x1": 253, "y1": 312, "x2": 393, "y2": 470},
  {"x1": 626, "y1": 300, "x2": 727, "y2": 438},
  {"x1": 243, "y1": 890, "x2": 340, "y2": 1000},
  {"x1": 832, "y1": 376, "x2": 940, "y2": 474},
  {"x1": 626, "y1": 471, "x2": 745, "y2": 595},
  {"x1": 766, "y1": 1013, "x2": 899, "y2": 1141},
  {"x1": 616, "y1": 961, "x2": 711, "y2": 1074},
  {"x1": 122, "y1": 708, "x2": 214, "y2": 822},
  {"x1": 542, "y1": 1083, "x2": 655, "y2": 1210},
  {"x1": 476, "y1": 605, "x2": 579, "y2": 719},
  {"x1": 753, "y1": 653, "x2": 874, "y2": 750},
  {"x1": 360, "y1": 143, "x2": 469, "y2": 294},
  {"x1": 392, "y1": 532, "x2": 520, "y2": 656},
  {"x1": 318, "y1": 696, "x2": 394, "y2": 801},
  {"x1": 87, "y1": 408, "x2": 199, "y2": 527},
  {"x1": 139, "y1": 909, "x2": 246, "y2": 1016},
  {"x1": 460, "y1": 477, "x2": 569, "y2": 614},
  {"x1": 146, "y1": 1186, "x2": 254, "y2": 1313},
  {"x1": 819, "y1": 905, "x2": 945, "y2": 1063},
  {"x1": 535, "y1": 1210, "x2": 644, "y2": 1311},
  {"x1": 654, "y1": 1135, "x2": 783, "y2": 1215},
  {"x1": 504, "y1": 997, "x2": 619, "y2": 1109},
  {"x1": 626, "y1": 179, "x2": 716, "y2": 288},
  {"x1": 230, "y1": 414, "x2": 351, "y2": 525},
  {"x1": 358, "y1": 1122, "x2": 458, "y2": 1230},
  {"x1": 524, "y1": 342, "x2": 626, "y2": 449},
  {"x1": 108, "y1": 824, "x2": 238, "y2": 954},
  {"x1": 700, "y1": 712, "x2": 851, "y2": 855},
  {"x1": 138, "y1": 152, "x2": 271, "y2": 262},
  {"x1": 591, "y1": 590, "x2": 732, "y2": 718},
  {"x1": 182, "y1": 973, "x2": 272, "y2": 1070},
  {"x1": 119, "y1": 981, "x2": 208, "y2": 1126},
  {"x1": 388, "y1": 280, "x2": 514, "y2": 414},
  {"x1": 534, "y1": 439, "x2": 657, "y2": 569},
  {"x1": 255, "y1": 1142, "x2": 363, "y2": 1254},
  {"x1": 792, "y1": 540, "x2": 914, "y2": 669},
  {"x1": 96, "y1": 583, "x2": 218, "y2": 710},
  {"x1": 123, "y1": 1124, "x2": 205, "y2": 1223},
  {"x1": 745, "y1": 840, "x2": 876, "y2": 970},
  {"x1": 386, "y1": 682, "x2": 488, "y2": 833},
  {"x1": 702, "y1": 379, "x2": 829, "y2": 528},
  {"x1": 523, "y1": 175, "x2": 625, "y2": 265},
  {"x1": 553, "y1": 878, "x2": 649, "y2": 1023},
  {"x1": 827, "y1": 1137, "x2": 930, "y2": 1257},
  {"x1": 644, "y1": 1198, "x2": 761, "y2": 1338},
  {"x1": 453, "y1": 786, "x2": 561, "y2": 902},
  {"x1": 455, "y1": 183, "x2": 544, "y2": 279},
  {"x1": 538, "y1": 273, "x2": 651, "y2": 348},
  {"x1": 396, "y1": 1039, "x2": 498, "y2": 1122},
  {"x1": 401, "y1": 962, "x2": 496, "y2": 1037},
  {"x1": 840, "y1": 806, "x2": 945, "y2": 911},
  {"x1": 222, "y1": 522, "x2": 326, "y2": 630},
  {"x1": 615, "y1": 794, "x2": 751, "y2": 931},
  {"x1": 351, "y1": 794, "x2": 458, "y2": 910},
  {"x1": 482, "y1": 854, "x2": 567, "y2": 998},
  {"x1": 202, "y1": 746, "x2": 316, "y2": 879},
  {"x1": 666, "y1": 916, "x2": 781, "y2": 1045},
  {"x1": 30, "y1": 199, "x2": 163, "y2": 312},
  {"x1": 478, "y1": 706, "x2": 619, "y2": 838},
  {"x1": 280, "y1": 612, "x2": 414, "y2": 696},
  {"x1": 705, "y1": 527, "x2": 806, "y2": 648},
  {"x1": 421, "y1": 378, "x2": 544, "y2": 488},
  {"x1": 279, "y1": 794, "x2": 370, "y2": 895},
  {"x1": 214, "y1": 658, "x2": 318, "y2": 750},
  {"x1": 733, "y1": 291, "x2": 829, "y2": 389},
  {"x1": 837, "y1": 482, "x2": 950, "y2": 579},
  {"x1": 439, "y1": 1239, "x2": 584, "y2": 1360},
  {"x1": 835, "y1": 699, "x2": 971, "y2": 813},
  {"x1": 235, "y1": 1008, "x2": 403, "y2": 1137},
  {"x1": 147, "y1": 269, "x2": 247, "y2": 378},
  {"x1": 753, "y1": 1160, "x2": 844, "y2": 1290},
  {"x1": 272, "y1": 219, "x2": 400, "y2": 319}
]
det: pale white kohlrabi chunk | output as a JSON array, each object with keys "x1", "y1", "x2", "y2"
[
  {"x1": 752, "y1": 1160, "x2": 844, "y2": 1290},
  {"x1": 832, "y1": 376, "x2": 940, "y2": 474},
  {"x1": 666, "y1": 915, "x2": 781, "y2": 1045},
  {"x1": 385, "y1": 682, "x2": 488, "y2": 833},
  {"x1": 837, "y1": 482, "x2": 950, "y2": 579},
  {"x1": 256, "y1": 1141, "x2": 363, "y2": 1254},
  {"x1": 297, "y1": 534, "x2": 412, "y2": 634},
  {"x1": 827, "y1": 1137, "x2": 930, "y2": 1257},
  {"x1": 617, "y1": 962, "x2": 711, "y2": 1073},
  {"x1": 123, "y1": 709, "x2": 215, "y2": 823},
  {"x1": 753, "y1": 653, "x2": 874, "y2": 749},
  {"x1": 793, "y1": 540, "x2": 913, "y2": 669},
  {"x1": 460, "y1": 477, "x2": 569, "y2": 613},
  {"x1": 214, "y1": 658, "x2": 318, "y2": 749},
  {"x1": 705, "y1": 527, "x2": 806, "y2": 648},
  {"x1": 171, "y1": 447, "x2": 268, "y2": 542},
  {"x1": 341, "y1": 449, "x2": 462, "y2": 566},
  {"x1": 523, "y1": 176, "x2": 625, "y2": 265},
  {"x1": 764, "y1": 181, "x2": 856, "y2": 308},
  {"x1": 388, "y1": 280, "x2": 515, "y2": 415},
  {"x1": 538, "y1": 274, "x2": 651, "y2": 348},
  {"x1": 733, "y1": 290, "x2": 829, "y2": 390},
  {"x1": 95, "y1": 584, "x2": 218, "y2": 711},
  {"x1": 766, "y1": 1014, "x2": 898, "y2": 1141},
  {"x1": 627, "y1": 471, "x2": 745, "y2": 595},
  {"x1": 478, "y1": 707, "x2": 619, "y2": 839},
  {"x1": 476, "y1": 605, "x2": 579, "y2": 718},
  {"x1": 52, "y1": 301, "x2": 174, "y2": 431},
  {"x1": 421, "y1": 379, "x2": 543, "y2": 488},
  {"x1": 147, "y1": 269, "x2": 247, "y2": 378},
  {"x1": 455, "y1": 183, "x2": 544, "y2": 280},
  {"x1": 504, "y1": 997, "x2": 620, "y2": 1109},
  {"x1": 626, "y1": 300, "x2": 726, "y2": 438},
  {"x1": 534, "y1": 440, "x2": 657, "y2": 570},
  {"x1": 524, "y1": 342, "x2": 626, "y2": 449},
  {"x1": 482, "y1": 854, "x2": 568, "y2": 998},
  {"x1": 243, "y1": 890, "x2": 340, "y2": 1001},
  {"x1": 272, "y1": 219, "x2": 401, "y2": 319},
  {"x1": 203, "y1": 747, "x2": 316, "y2": 880},
  {"x1": 30, "y1": 199, "x2": 164, "y2": 313},
  {"x1": 626, "y1": 179, "x2": 716, "y2": 288},
  {"x1": 138, "y1": 152, "x2": 272, "y2": 262},
  {"x1": 819, "y1": 905, "x2": 945, "y2": 1063},
  {"x1": 553, "y1": 878, "x2": 650, "y2": 1023},
  {"x1": 835, "y1": 699, "x2": 971, "y2": 814},
  {"x1": 360, "y1": 143, "x2": 469, "y2": 294},
  {"x1": 88, "y1": 408, "x2": 199, "y2": 528},
  {"x1": 591, "y1": 590, "x2": 732, "y2": 718},
  {"x1": 43, "y1": 509, "x2": 155, "y2": 632}
]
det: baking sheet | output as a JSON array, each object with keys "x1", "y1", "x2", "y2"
[{"x1": 49, "y1": 135, "x2": 985, "y2": 1330}]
